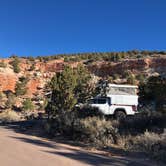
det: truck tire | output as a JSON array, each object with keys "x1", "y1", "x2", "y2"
[{"x1": 115, "y1": 111, "x2": 126, "y2": 120}]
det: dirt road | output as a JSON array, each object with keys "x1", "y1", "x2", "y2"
[{"x1": 0, "y1": 126, "x2": 162, "y2": 166}]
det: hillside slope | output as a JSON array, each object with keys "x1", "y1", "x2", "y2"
[{"x1": 0, "y1": 53, "x2": 165, "y2": 98}]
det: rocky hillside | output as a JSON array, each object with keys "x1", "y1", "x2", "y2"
[
  {"x1": 0, "y1": 58, "x2": 64, "y2": 96},
  {"x1": 88, "y1": 55, "x2": 166, "y2": 77},
  {"x1": 0, "y1": 52, "x2": 165, "y2": 99}
]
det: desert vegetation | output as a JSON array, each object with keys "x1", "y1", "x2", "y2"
[
  {"x1": 0, "y1": 52, "x2": 165, "y2": 163},
  {"x1": 0, "y1": 60, "x2": 7, "y2": 68},
  {"x1": 15, "y1": 77, "x2": 29, "y2": 96},
  {"x1": 43, "y1": 64, "x2": 166, "y2": 163},
  {"x1": 10, "y1": 56, "x2": 21, "y2": 73},
  {"x1": 33, "y1": 50, "x2": 166, "y2": 62}
]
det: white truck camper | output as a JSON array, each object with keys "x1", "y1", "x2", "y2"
[{"x1": 88, "y1": 84, "x2": 139, "y2": 118}]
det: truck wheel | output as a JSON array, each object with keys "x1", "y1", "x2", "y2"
[{"x1": 115, "y1": 111, "x2": 126, "y2": 120}]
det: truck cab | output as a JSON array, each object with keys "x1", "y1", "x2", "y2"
[{"x1": 88, "y1": 97, "x2": 111, "y2": 114}]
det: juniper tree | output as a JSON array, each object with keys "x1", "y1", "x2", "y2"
[
  {"x1": 15, "y1": 77, "x2": 29, "y2": 96},
  {"x1": 10, "y1": 56, "x2": 20, "y2": 73},
  {"x1": 46, "y1": 64, "x2": 95, "y2": 118},
  {"x1": 139, "y1": 75, "x2": 166, "y2": 112},
  {"x1": 46, "y1": 66, "x2": 77, "y2": 117},
  {"x1": 74, "y1": 64, "x2": 92, "y2": 103},
  {"x1": 22, "y1": 98, "x2": 34, "y2": 112}
]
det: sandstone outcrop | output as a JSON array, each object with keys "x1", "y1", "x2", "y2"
[
  {"x1": 88, "y1": 56, "x2": 166, "y2": 77},
  {"x1": 0, "y1": 55, "x2": 165, "y2": 98}
]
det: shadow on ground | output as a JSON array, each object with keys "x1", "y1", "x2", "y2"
[
  {"x1": 8, "y1": 136, "x2": 148, "y2": 166},
  {"x1": 0, "y1": 120, "x2": 161, "y2": 166}
]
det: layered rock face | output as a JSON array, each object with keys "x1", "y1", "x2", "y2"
[
  {"x1": 0, "y1": 58, "x2": 82, "y2": 96},
  {"x1": 0, "y1": 73, "x2": 17, "y2": 92},
  {"x1": 88, "y1": 56, "x2": 166, "y2": 77},
  {"x1": 0, "y1": 68, "x2": 17, "y2": 92},
  {"x1": 0, "y1": 55, "x2": 165, "y2": 97},
  {"x1": 0, "y1": 58, "x2": 65, "y2": 96}
]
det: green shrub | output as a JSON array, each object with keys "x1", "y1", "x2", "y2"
[
  {"x1": 126, "y1": 73, "x2": 137, "y2": 85},
  {"x1": 22, "y1": 98, "x2": 34, "y2": 112},
  {"x1": 28, "y1": 56, "x2": 35, "y2": 61},
  {"x1": 10, "y1": 57, "x2": 20, "y2": 73},
  {"x1": 139, "y1": 75, "x2": 166, "y2": 113},
  {"x1": 118, "y1": 111, "x2": 166, "y2": 135},
  {"x1": 46, "y1": 113, "x2": 118, "y2": 147},
  {"x1": 5, "y1": 92, "x2": 16, "y2": 109},
  {"x1": 0, "y1": 61, "x2": 7, "y2": 68},
  {"x1": 76, "y1": 117, "x2": 118, "y2": 146},
  {"x1": 15, "y1": 77, "x2": 29, "y2": 96}
]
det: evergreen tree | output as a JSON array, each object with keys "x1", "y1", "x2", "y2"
[
  {"x1": 11, "y1": 56, "x2": 20, "y2": 73},
  {"x1": 139, "y1": 75, "x2": 166, "y2": 112},
  {"x1": 15, "y1": 77, "x2": 29, "y2": 96},
  {"x1": 22, "y1": 98, "x2": 34, "y2": 112},
  {"x1": 74, "y1": 64, "x2": 92, "y2": 103},
  {"x1": 46, "y1": 66, "x2": 77, "y2": 117},
  {"x1": 46, "y1": 65, "x2": 94, "y2": 119}
]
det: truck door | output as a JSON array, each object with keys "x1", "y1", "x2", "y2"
[{"x1": 90, "y1": 97, "x2": 110, "y2": 114}]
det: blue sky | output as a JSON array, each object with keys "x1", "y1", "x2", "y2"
[{"x1": 0, "y1": 0, "x2": 166, "y2": 58}]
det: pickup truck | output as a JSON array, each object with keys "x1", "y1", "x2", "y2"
[
  {"x1": 88, "y1": 94, "x2": 138, "y2": 119},
  {"x1": 76, "y1": 84, "x2": 139, "y2": 119}
]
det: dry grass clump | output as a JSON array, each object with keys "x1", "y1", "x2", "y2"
[
  {"x1": 77, "y1": 117, "x2": 118, "y2": 146},
  {"x1": 124, "y1": 130, "x2": 166, "y2": 162},
  {"x1": 118, "y1": 111, "x2": 166, "y2": 135},
  {"x1": 46, "y1": 114, "x2": 119, "y2": 147},
  {"x1": 0, "y1": 110, "x2": 21, "y2": 122}
]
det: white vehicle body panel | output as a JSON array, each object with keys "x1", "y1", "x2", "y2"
[
  {"x1": 89, "y1": 94, "x2": 138, "y2": 116},
  {"x1": 108, "y1": 94, "x2": 138, "y2": 106},
  {"x1": 90, "y1": 103, "x2": 135, "y2": 115}
]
